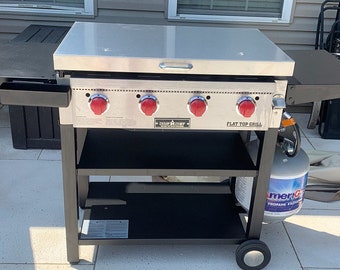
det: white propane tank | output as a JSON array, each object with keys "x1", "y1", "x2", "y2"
[{"x1": 235, "y1": 140, "x2": 309, "y2": 223}]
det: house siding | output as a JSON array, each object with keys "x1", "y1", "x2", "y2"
[{"x1": 0, "y1": 0, "x2": 338, "y2": 50}]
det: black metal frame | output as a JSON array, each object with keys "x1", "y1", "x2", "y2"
[
  {"x1": 60, "y1": 125, "x2": 278, "y2": 263},
  {"x1": 309, "y1": 1, "x2": 340, "y2": 130},
  {"x1": 315, "y1": 0, "x2": 340, "y2": 51}
]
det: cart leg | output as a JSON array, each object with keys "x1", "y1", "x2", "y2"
[
  {"x1": 246, "y1": 128, "x2": 278, "y2": 239},
  {"x1": 78, "y1": 175, "x2": 89, "y2": 209},
  {"x1": 60, "y1": 124, "x2": 80, "y2": 263}
]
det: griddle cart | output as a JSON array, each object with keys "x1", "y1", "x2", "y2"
[
  {"x1": 54, "y1": 23, "x2": 294, "y2": 270},
  {"x1": 60, "y1": 127, "x2": 277, "y2": 270}
]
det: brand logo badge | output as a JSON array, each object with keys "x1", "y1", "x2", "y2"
[{"x1": 155, "y1": 118, "x2": 190, "y2": 128}]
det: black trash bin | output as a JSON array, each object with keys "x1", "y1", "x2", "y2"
[{"x1": 7, "y1": 24, "x2": 70, "y2": 149}]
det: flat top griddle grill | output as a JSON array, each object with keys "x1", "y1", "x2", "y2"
[
  {"x1": 51, "y1": 23, "x2": 296, "y2": 269},
  {"x1": 54, "y1": 23, "x2": 292, "y2": 131},
  {"x1": 53, "y1": 22, "x2": 294, "y2": 76}
]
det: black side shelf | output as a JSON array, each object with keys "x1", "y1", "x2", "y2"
[{"x1": 0, "y1": 82, "x2": 70, "y2": 107}]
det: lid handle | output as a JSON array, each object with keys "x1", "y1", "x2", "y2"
[{"x1": 159, "y1": 62, "x2": 193, "y2": 70}]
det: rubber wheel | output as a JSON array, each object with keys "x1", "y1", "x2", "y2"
[{"x1": 236, "y1": 240, "x2": 271, "y2": 270}]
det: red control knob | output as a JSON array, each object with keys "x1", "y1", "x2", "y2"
[
  {"x1": 238, "y1": 97, "x2": 256, "y2": 118},
  {"x1": 189, "y1": 96, "x2": 207, "y2": 117},
  {"x1": 89, "y1": 94, "x2": 109, "y2": 115},
  {"x1": 140, "y1": 95, "x2": 158, "y2": 116}
]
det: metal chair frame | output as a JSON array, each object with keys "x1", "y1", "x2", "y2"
[{"x1": 308, "y1": 1, "x2": 340, "y2": 129}]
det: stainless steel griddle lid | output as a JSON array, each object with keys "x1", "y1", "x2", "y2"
[{"x1": 53, "y1": 22, "x2": 295, "y2": 76}]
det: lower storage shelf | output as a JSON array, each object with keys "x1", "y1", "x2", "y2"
[{"x1": 79, "y1": 182, "x2": 247, "y2": 244}]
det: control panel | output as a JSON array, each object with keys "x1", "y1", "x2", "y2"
[{"x1": 66, "y1": 78, "x2": 286, "y2": 130}]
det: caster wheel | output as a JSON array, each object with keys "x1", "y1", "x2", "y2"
[{"x1": 236, "y1": 240, "x2": 271, "y2": 270}]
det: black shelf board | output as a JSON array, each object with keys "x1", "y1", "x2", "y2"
[
  {"x1": 80, "y1": 182, "x2": 246, "y2": 242},
  {"x1": 78, "y1": 129, "x2": 257, "y2": 172},
  {"x1": 85, "y1": 182, "x2": 233, "y2": 206}
]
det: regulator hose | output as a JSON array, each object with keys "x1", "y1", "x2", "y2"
[{"x1": 278, "y1": 111, "x2": 301, "y2": 158}]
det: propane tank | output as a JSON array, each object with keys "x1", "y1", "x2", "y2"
[{"x1": 235, "y1": 139, "x2": 309, "y2": 223}]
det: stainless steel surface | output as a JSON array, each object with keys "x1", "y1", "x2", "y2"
[
  {"x1": 54, "y1": 22, "x2": 294, "y2": 76},
  {"x1": 57, "y1": 23, "x2": 290, "y2": 130},
  {"x1": 0, "y1": 42, "x2": 58, "y2": 80},
  {"x1": 63, "y1": 77, "x2": 287, "y2": 130}
]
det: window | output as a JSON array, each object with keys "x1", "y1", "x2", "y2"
[
  {"x1": 0, "y1": 0, "x2": 94, "y2": 16},
  {"x1": 168, "y1": 0, "x2": 295, "y2": 24}
]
